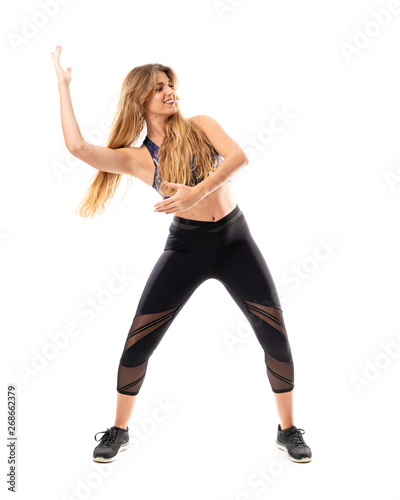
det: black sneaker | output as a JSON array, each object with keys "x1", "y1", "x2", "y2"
[
  {"x1": 93, "y1": 426, "x2": 129, "y2": 463},
  {"x1": 276, "y1": 424, "x2": 312, "y2": 463}
]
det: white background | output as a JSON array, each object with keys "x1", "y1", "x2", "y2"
[{"x1": 2, "y1": 0, "x2": 400, "y2": 498}]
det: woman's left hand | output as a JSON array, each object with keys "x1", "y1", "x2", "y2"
[{"x1": 153, "y1": 181, "x2": 202, "y2": 214}]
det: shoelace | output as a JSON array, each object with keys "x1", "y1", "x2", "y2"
[
  {"x1": 94, "y1": 427, "x2": 118, "y2": 446},
  {"x1": 283, "y1": 427, "x2": 306, "y2": 445}
]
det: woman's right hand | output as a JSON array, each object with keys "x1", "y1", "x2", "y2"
[{"x1": 51, "y1": 45, "x2": 72, "y2": 86}]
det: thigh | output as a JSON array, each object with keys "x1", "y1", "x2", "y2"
[
  {"x1": 213, "y1": 215, "x2": 282, "y2": 310},
  {"x1": 135, "y1": 232, "x2": 213, "y2": 316}
]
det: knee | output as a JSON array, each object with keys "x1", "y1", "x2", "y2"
[
  {"x1": 120, "y1": 342, "x2": 151, "y2": 367},
  {"x1": 257, "y1": 326, "x2": 293, "y2": 362}
]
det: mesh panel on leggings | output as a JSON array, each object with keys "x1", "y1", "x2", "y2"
[
  {"x1": 244, "y1": 300, "x2": 294, "y2": 393},
  {"x1": 117, "y1": 307, "x2": 179, "y2": 395}
]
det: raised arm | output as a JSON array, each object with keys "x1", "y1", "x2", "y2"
[{"x1": 50, "y1": 45, "x2": 146, "y2": 177}]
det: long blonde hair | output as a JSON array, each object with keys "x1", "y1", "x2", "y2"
[{"x1": 75, "y1": 63, "x2": 221, "y2": 218}]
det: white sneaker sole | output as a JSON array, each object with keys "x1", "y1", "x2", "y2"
[
  {"x1": 93, "y1": 442, "x2": 129, "y2": 463},
  {"x1": 276, "y1": 441, "x2": 312, "y2": 463}
]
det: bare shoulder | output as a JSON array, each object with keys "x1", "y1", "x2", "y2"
[
  {"x1": 189, "y1": 114, "x2": 217, "y2": 128},
  {"x1": 188, "y1": 115, "x2": 247, "y2": 159}
]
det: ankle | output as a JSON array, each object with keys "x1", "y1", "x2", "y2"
[
  {"x1": 114, "y1": 423, "x2": 128, "y2": 430},
  {"x1": 280, "y1": 421, "x2": 294, "y2": 430}
]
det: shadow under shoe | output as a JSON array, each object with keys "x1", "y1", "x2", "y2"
[
  {"x1": 276, "y1": 424, "x2": 312, "y2": 463},
  {"x1": 93, "y1": 426, "x2": 129, "y2": 463}
]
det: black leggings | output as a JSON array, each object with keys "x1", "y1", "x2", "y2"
[{"x1": 117, "y1": 204, "x2": 294, "y2": 395}]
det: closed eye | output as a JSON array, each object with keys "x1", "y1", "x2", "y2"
[{"x1": 156, "y1": 84, "x2": 174, "y2": 92}]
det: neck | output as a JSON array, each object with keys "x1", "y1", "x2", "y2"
[{"x1": 144, "y1": 114, "x2": 169, "y2": 144}]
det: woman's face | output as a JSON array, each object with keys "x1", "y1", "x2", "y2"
[{"x1": 144, "y1": 71, "x2": 177, "y2": 118}]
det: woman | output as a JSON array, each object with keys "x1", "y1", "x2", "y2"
[{"x1": 51, "y1": 45, "x2": 312, "y2": 464}]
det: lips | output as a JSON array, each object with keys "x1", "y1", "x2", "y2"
[{"x1": 165, "y1": 99, "x2": 175, "y2": 104}]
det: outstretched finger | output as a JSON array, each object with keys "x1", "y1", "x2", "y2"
[
  {"x1": 163, "y1": 180, "x2": 180, "y2": 188},
  {"x1": 55, "y1": 48, "x2": 62, "y2": 67}
]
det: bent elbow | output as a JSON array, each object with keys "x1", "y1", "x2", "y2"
[
  {"x1": 68, "y1": 141, "x2": 87, "y2": 158},
  {"x1": 237, "y1": 151, "x2": 249, "y2": 166},
  {"x1": 234, "y1": 146, "x2": 249, "y2": 166}
]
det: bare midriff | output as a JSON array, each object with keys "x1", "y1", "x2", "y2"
[{"x1": 172, "y1": 181, "x2": 237, "y2": 222}]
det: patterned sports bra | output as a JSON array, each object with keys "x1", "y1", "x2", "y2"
[{"x1": 143, "y1": 135, "x2": 231, "y2": 199}]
